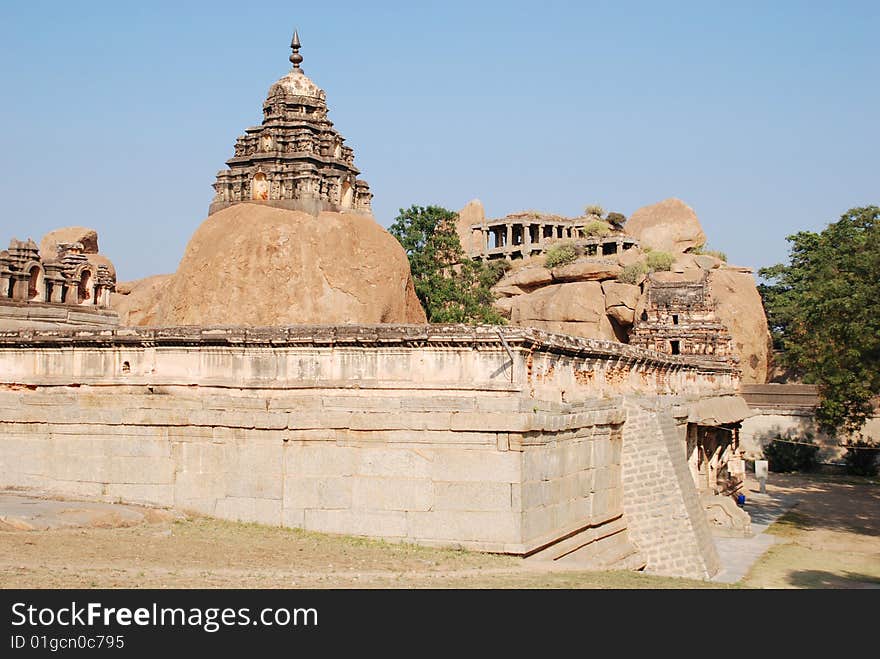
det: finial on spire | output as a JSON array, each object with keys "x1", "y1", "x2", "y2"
[{"x1": 290, "y1": 30, "x2": 303, "y2": 70}]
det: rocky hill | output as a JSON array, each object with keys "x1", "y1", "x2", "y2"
[{"x1": 480, "y1": 198, "x2": 771, "y2": 383}]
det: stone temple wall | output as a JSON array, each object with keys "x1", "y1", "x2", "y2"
[
  {"x1": 0, "y1": 300, "x2": 119, "y2": 330},
  {"x1": 0, "y1": 325, "x2": 739, "y2": 578}
]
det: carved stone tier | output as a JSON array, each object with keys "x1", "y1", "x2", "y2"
[
  {"x1": 629, "y1": 274, "x2": 735, "y2": 363},
  {"x1": 209, "y1": 32, "x2": 372, "y2": 216},
  {"x1": 0, "y1": 238, "x2": 116, "y2": 311}
]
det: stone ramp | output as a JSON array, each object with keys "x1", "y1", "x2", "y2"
[
  {"x1": 0, "y1": 492, "x2": 177, "y2": 531},
  {"x1": 710, "y1": 492, "x2": 800, "y2": 584}
]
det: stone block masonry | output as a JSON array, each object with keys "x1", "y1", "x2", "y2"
[
  {"x1": 0, "y1": 324, "x2": 740, "y2": 578},
  {"x1": 621, "y1": 398, "x2": 721, "y2": 578}
]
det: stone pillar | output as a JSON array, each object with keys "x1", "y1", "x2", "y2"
[
  {"x1": 11, "y1": 274, "x2": 29, "y2": 301},
  {"x1": 616, "y1": 240, "x2": 622, "y2": 254},
  {"x1": 49, "y1": 280, "x2": 64, "y2": 303},
  {"x1": 538, "y1": 224, "x2": 545, "y2": 244},
  {"x1": 66, "y1": 282, "x2": 81, "y2": 305},
  {"x1": 524, "y1": 223, "x2": 532, "y2": 251},
  {"x1": 506, "y1": 224, "x2": 513, "y2": 251},
  {"x1": 0, "y1": 273, "x2": 9, "y2": 299}
]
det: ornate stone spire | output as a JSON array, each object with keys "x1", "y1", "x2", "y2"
[
  {"x1": 209, "y1": 34, "x2": 372, "y2": 217},
  {"x1": 290, "y1": 30, "x2": 303, "y2": 70}
]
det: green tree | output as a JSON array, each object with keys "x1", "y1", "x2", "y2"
[
  {"x1": 758, "y1": 206, "x2": 880, "y2": 435},
  {"x1": 389, "y1": 205, "x2": 506, "y2": 324}
]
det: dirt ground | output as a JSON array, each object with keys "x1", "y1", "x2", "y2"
[
  {"x1": 0, "y1": 472, "x2": 876, "y2": 589},
  {"x1": 741, "y1": 472, "x2": 880, "y2": 589}
]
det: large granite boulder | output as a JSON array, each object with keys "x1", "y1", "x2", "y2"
[
  {"x1": 601, "y1": 281, "x2": 641, "y2": 326},
  {"x1": 456, "y1": 199, "x2": 485, "y2": 255},
  {"x1": 551, "y1": 261, "x2": 622, "y2": 283},
  {"x1": 497, "y1": 265, "x2": 553, "y2": 289},
  {"x1": 110, "y1": 275, "x2": 173, "y2": 326},
  {"x1": 708, "y1": 269, "x2": 771, "y2": 384},
  {"x1": 155, "y1": 204, "x2": 426, "y2": 326},
  {"x1": 626, "y1": 198, "x2": 707, "y2": 254},
  {"x1": 40, "y1": 227, "x2": 99, "y2": 256},
  {"x1": 39, "y1": 226, "x2": 116, "y2": 279},
  {"x1": 509, "y1": 282, "x2": 617, "y2": 341}
]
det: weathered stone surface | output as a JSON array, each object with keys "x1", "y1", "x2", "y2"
[
  {"x1": 491, "y1": 296, "x2": 516, "y2": 318},
  {"x1": 497, "y1": 265, "x2": 553, "y2": 289},
  {"x1": 38, "y1": 228, "x2": 117, "y2": 281},
  {"x1": 111, "y1": 274, "x2": 172, "y2": 326},
  {"x1": 155, "y1": 204, "x2": 426, "y2": 326},
  {"x1": 602, "y1": 281, "x2": 640, "y2": 326},
  {"x1": 510, "y1": 282, "x2": 617, "y2": 340},
  {"x1": 601, "y1": 281, "x2": 640, "y2": 311},
  {"x1": 40, "y1": 227, "x2": 99, "y2": 257},
  {"x1": 694, "y1": 254, "x2": 723, "y2": 270},
  {"x1": 709, "y1": 269, "x2": 771, "y2": 384},
  {"x1": 551, "y1": 260, "x2": 622, "y2": 283},
  {"x1": 491, "y1": 284, "x2": 526, "y2": 298},
  {"x1": 626, "y1": 198, "x2": 707, "y2": 254},
  {"x1": 456, "y1": 199, "x2": 485, "y2": 255},
  {"x1": 617, "y1": 247, "x2": 644, "y2": 268}
]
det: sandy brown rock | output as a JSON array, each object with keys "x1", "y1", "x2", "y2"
[
  {"x1": 40, "y1": 227, "x2": 99, "y2": 257},
  {"x1": 601, "y1": 281, "x2": 641, "y2": 326},
  {"x1": 39, "y1": 227, "x2": 116, "y2": 279},
  {"x1": 155, "y1": 204, "x2": 426, "y2": 326},
  {"x1": 708, "y1": 269, "x2": 771, "y2": 384},
  {"x1": 492, "y1": 296, "x2": 516, "y2": 318},
  {"x1": 497, "y1": 266, "x2": 553, "y2": 289},
  {"x1": 456, "y1": 199, "x2": 485, "y2": 255},
  {"x1": 509, "y1": 282, "x2": 616, "y2": 340},
  {"x1": 111, "y1": 274, "x2": 173, "y2": 326},
  {"x1": 551, "y1": 260, "x2": 622, "y2": 283},
  {"x1": 626, "y1": 198, "x2": 706, "y2": 253},
  {"x1": 694, "y1": 254, "x2": 723, "y2": 270},
  {"x1": 617, "y1": 247, "x2": 644, "y2": 268},
  {"x1": 491, "y1": 284, "x2": 526, "y2": 298}
]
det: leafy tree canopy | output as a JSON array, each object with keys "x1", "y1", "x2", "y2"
[
  {"x1": 389, "y1": 205, "x2": 507, "y2": 324},
  {"x1": 758, "y1": 206, "x2": 880, "y2": 435}
]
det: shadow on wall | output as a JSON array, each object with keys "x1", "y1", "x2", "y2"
[{"x1": 742, "y1": 415, "x2": 846, "y2": 463}]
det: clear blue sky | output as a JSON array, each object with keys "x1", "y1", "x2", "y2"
[{"x1": 0, "y1": 1, "x2": 876, "y2": 282}]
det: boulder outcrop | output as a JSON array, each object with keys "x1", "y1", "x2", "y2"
[
  {"x1": 154, "y1": 204, "x2": 426, "y2": 326},
  {"x1": 626, "y1": 198, "x2": 706, "y2": 253},
  {"x1": 39, "y1": 226, "x2": 116, "y2": 279},
  {"x1": 708, "y1": 269, "x2": 771, "y2": 384},
  {"x1": 110, "y1": 275, "x2": 172, "y2": 326}
]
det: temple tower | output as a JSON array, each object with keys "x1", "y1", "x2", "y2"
[{"x1": 209, "y1": 31, "x2": 372, "y2": 216}]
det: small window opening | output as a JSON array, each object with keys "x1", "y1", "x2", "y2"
[
  {"x1": 672, "y1": 314, "x2": 679, "y2": 325},
  {"x1": 670, "y1": 340, "x2": 681, "y2": 355},
  {"x1": 122, "y1": 361, "x2": 131, "y2": 374}
]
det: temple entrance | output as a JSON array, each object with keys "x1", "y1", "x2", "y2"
[
  {"x1": 340, "y1": 181, "x2": 353, "y2": 208},
  {"x1": 28, "y1": 266, "x2": 43, "y2": 301},
  {"x1": 78, "y1": 270, "x2": 92, "y2": 305},
  {"x1": 252, "y1": 172, "x2": 269, "y2": 201}
]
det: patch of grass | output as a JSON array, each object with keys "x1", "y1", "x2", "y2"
[
  {"x1": 765, "y1": 510, "x2": 811, "y2": 538},
  {"x1": 617, "y1": 262, "x2": 647, "y2": 285},
  {"x1": 645, "y1": 251, "x2": 674, "y2": 272}
]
